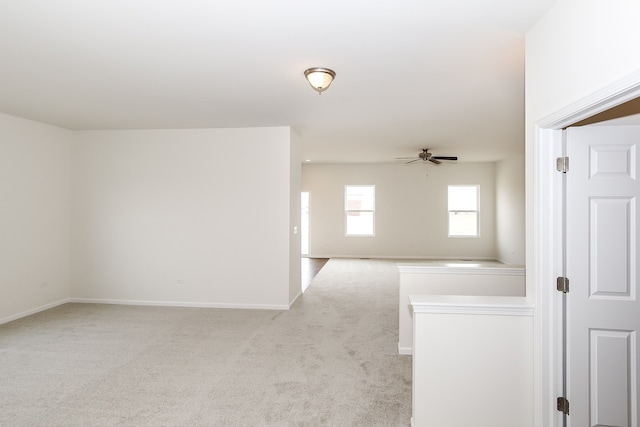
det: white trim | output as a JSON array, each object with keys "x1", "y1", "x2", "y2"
[
  {"x1": 533, "y1": 69, "x2": 640, "y2": 427},
  {"x1": 412, "y1": 302, "x2": 534, "y2": 316},
  {"x1": 538, "y1": 69, "x2": 640, "y2": 130},
  {"x1": 409, "y1": 295, "x2": 533, "y2": 316},
  {"x1": 0, "y1": 298, "x2": 71, "y2": 325},
  {"x1": 69, "y1": 298, "x2": 290, "y2": 311},
  {"x1": 533, "y1": 125, "x2": 566, "y2": 427}
]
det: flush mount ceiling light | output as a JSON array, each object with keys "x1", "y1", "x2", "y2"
[{"x1": 304, "y1": 67, "x2": 336, "y2": 94}]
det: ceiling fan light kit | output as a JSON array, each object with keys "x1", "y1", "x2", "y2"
[{"x1": 304, "y1": 67, "x2": 336, "y2": 94}]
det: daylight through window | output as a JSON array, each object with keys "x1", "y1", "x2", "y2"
[
  {"x1": 448, "y1": 185, "x2": 479, "y2": 237},
  {"x1": 345, "y1": 185, "x2": 375, "y2": 236}
]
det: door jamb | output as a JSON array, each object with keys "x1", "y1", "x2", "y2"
[{"x1": 533, "y1": 69, "x2": 640, "y2": 426}]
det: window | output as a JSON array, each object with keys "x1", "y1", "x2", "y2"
[
  {"x1": 448, "y1": 185, "x2": 479, "y2": 237},
  {"x1": 345, "y1": 185, "x2": 375, "y2": 236}
]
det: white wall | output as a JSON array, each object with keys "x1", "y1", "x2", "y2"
[
  {"x1": 0, "y1": 113, "x2": 72, "y2": 322},
  {"x1": 526, "y1": 0, "x2": 640, "y2": 124},
  {"x1": 302, "y1": 162, "x2": 497, "y2": 259},
  {"x1": 495, "y1": 154, "x2": 525, "y2": 264},
  {"x1": 71, "y1": 127, "x2": 297, "y2": 309}
]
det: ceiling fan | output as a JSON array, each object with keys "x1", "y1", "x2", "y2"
[{"x1": 396, "y1": 148, "x2": 458, "y2": 165}]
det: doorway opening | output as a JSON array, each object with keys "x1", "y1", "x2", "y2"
[
  {"x1": 300, "y1": 191, "x2": 329, "y2": 292},
  {"x1": 301, "y1": 192, "x2": 309, "y2": 255}
]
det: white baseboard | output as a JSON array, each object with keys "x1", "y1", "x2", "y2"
[
  {"x1": 0, "y1": 298, "x2": 71, "y2": 325},
  {"x1": 69, "y1": 297, "x2": 290, "y2": 311},
  {"x1": 398, "y1": 344, "x2": 413, "y2": 356}
]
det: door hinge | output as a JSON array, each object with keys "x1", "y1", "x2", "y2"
[
  {"x1": 557, "y1": 397, "x2": 570, "y2": 415},
  {"x1": 556, "y1": 156, "x2": 569, "y2": 173},
  {"x1": 557, "y1": 277, "x2": 570, "y2": 293}
]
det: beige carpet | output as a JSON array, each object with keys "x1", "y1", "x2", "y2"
[{"x1": 0, "y1": 259, "x2": 412, "y2": 426}]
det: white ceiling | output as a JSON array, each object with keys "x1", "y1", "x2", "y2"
[{"x1": 0, "y1": 0, "x2": 557, "y2": 163}]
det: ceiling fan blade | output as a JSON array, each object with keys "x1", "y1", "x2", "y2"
[
  {"x1": 404, "y1": 159, "x2": 421, "y2": 164},
  {"x1": 428, "y1": 158, "x2": 442, "y2": 165},
  {"x1": 432, "y1": 156, "x2": 458, "y2": 161},
  {"x1": 395, "y1": 157, "x2": 419, "y2": 160}
]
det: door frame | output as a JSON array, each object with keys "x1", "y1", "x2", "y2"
[{"x1": 533, "y1": 69, "x2": 640, "y2": 426}]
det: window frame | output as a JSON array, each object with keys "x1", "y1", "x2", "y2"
[
  {"x1": 344, "y1": 185, "x2": 375, "y2": 237},
  {"x1": 447, "y1": 185, "x2": 480, "y2": 238}
]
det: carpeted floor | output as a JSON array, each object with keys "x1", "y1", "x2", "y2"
[{"x1": 0, "y1": 259, "x2": 412, "y2": 426}]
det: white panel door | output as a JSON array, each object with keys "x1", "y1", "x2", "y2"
[{"x1": 566, "y1": 125, "x2": 640, "y2": 427}]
